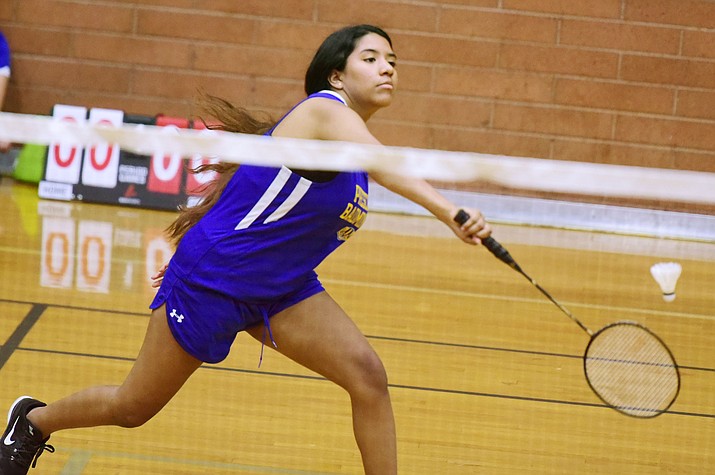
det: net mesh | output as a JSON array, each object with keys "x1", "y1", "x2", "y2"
[
  {"x1": 584, "y1": 322, "x2": 680, "y2": 418},
  {"x1": 1, "y1": 111, "x2": 714, "y2": 474}
]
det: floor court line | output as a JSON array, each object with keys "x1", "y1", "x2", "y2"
[
  {"x1": 322, "y1": 278, "x2": 715, "y2": 323},
  {"x1": 0, "y1": 232, "x2": 709, "y2": 324},
  {"x1": 366, "y1": 334, "x2": 715, "y2": 373},
  {"x1": 5, "y1": 298, "x2": 714, "y2": 373},
  {"x1": 15, "y1": 346, "x2": 715, "y2": 420},
  {"x1": 0, "y1": 246, "x2": 709, "y2": 323},
  {"x1": 0, "y1": 303, "x2": 46, "y2": 370},
  {"x1": 59, "y1": 449, "x2": 91, "y2": 475},
  {"x1": 56, "y1": 447, "x2": 342, "y2": 475}
]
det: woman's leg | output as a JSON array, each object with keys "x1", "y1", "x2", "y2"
[
  {"x1": 246, "y1": 292, "x2": 397, "y2": 475},
  {"x1": 27, "y1": 305, "x2": 203, "y2": 435}
]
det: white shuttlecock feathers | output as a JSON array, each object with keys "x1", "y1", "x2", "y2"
[{"x1": 650, "y1": 262, "x2": 682, "y2": 302}]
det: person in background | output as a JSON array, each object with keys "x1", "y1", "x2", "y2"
[
  {"x1": 0, "y1": 31, "x2": 11, "y2": 152},
  {"x1": 0, "y1": 25, "x2": 491, "y2": 475}
]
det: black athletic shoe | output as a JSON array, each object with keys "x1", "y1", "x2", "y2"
[{"x1": 0, "y1": 397, "x2": 54, "y2": 474}]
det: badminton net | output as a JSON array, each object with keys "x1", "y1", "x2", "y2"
[
  {"x1": 1, "y1": 109, "x2": 714, "y2": 474},
  {"x1": 1, "y1": 111, "x2": 714, "y2": 211}
]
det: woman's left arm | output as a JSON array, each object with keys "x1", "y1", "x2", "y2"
[{"x1": 370, "y1": 171, "x2": 491, "y2": 245}]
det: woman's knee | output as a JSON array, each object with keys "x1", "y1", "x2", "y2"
[
  {"x1": 108, "y1": 391, "x2": 161, "y2": 428},
  {"x1": 348, "y1": 348, "x2": 389, "y2": 398}
]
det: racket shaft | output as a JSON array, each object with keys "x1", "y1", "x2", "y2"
[{"x1": 454, "y1": 209, "x2": 592, "y2": 336}]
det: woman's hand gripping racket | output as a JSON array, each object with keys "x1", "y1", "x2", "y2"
[{"x1": 455, "y1": 210, "x2": 680, "y2": 418}]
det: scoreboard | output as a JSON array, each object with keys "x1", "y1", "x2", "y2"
[{"x1": 38, "y1": 104, "x2": 219, "y2": 211}]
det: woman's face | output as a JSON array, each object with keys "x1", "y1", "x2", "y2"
[{"x1": 331, "y1": 33, "x2": 398, "y2": 119}]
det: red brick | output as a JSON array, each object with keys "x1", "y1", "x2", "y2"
[
  {"x1": 500, "y1": 44, "x2": 619, "y2": 78},
  {"x1": 368, "y1": 120, "x2": 433, "y2": 148},
  {"x1": 127, "y1": 0, "x2": 194, "y2": 9},
  {"x1": 254, "y1": 22, "x2": 336, "y2": 51},
  {"x1": 552, "y1": 139, "x2": 677, "y2": 168},
  {"x1": 682, "y1": 30, "x2": 715, "y2": 60},
  {"x1": 77, "y1": 93, "x2": 189, "y2": 118},
  {"x1": 131, "y1": 70, "x2": 250, "y2": 101},
  {"x1": 202, "y1": 0, "x2": 314, "y2": 20},
  {"x1": 0, "y1": 2, "x2": 12, "y2": 20},
  {"x1": 678, "y1": 90, "x2": 715, "y2": 120},
  {"x1": 625, "y1": 0, "x2": 715, "y2": 28},
  {"x1": 7, "y1": 87, "x2": 74, "y2": 115},
  {"x1": 434, "y1": 67, "x2": 553, "y2": 102},
  {"x1": 380, "y1": 92, "x2": 492, "y2": 128},
  {"x1": 436, "y1": 0, "x2": 497, "y2": 6},
  {"x1": 12, "y1": 57, "x2": 133, "y2": 94},
  {"x1": 616, "y1": 115, "x2": 715, "y2": 151},
  {"x1": 621, "y1": 55, "x2": 715, "y2": 89},
  {"x1": 170, "y1": 77, "x2": 304, "y2": 115},
  {"x1": 317, "y1": 0, "x2": 438, "y2": 33},
  {"x1": 432, "y1": 127, "x2": 552, "y2": 158},
  {"x1": 674, "y1": 151, "x2": 715, "y2": 173},
  {"x1": 554, "y1": 79, "x2": 675, "y2": 115},
  {"x1": 16, "y1": 0, "x2": 133, "y2": 32},
  {"x1": 393, "y1": 64, "x2": 433, "y2": 93},
  {"x1": 73, "y1": 33, "x2": 193, "y2": 69},
  {"x1": 137, "y1": 10, "x2": 257, "y2": 44},
  {"x1": 7, "y1": 1, "x2": 715, "y2": 182},
  {"x1": 0, "y1": 26, "x2": 73, "y2": 57},
  {"x1": 560, "y1": 19, "x2": 680, "y2": 55},
  {"x1": 439, "y1": 8, "x2": 557, "y2": 43},
  {"x1": 395, "y1": 33, "x2": 498, "y2": 67},
  {"x1": 193, "y1": 43, "x2": 311, "y2": 81},
  {"x1": 125, "y1": 97, "x2": 194, "y2": 118},
  {"x1": 248, "y1": 79, "x2": 304, "y2": 111},
  {"x1": 493, "y1": 104, "x2": 614, "y2": 139},
  {"x1": 503, "y1": 0, "x2": 622, "y2": 19}
]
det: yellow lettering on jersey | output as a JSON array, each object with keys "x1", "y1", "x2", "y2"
[
  {"x1": 339, "y1": 203, "x2": 367, "y2": 227},
  {"x1": 340, "y1": 203, "x2": 354, "y2": 221},
  {"x1": 353, "y1": 185, "x2": 368, "y2": 209},
  {"x1": 339, "y1": 184, "x2": 369, "y2": 231},
  {"x1": 337, "y1": 226, "x2": 355, "y2": 241}
]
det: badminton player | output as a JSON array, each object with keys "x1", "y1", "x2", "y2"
[{"x1": 0, "y1": 24, "x2": 491, "y2": 475}]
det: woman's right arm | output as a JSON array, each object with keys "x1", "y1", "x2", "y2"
[{"x1": 272, "y1": 98, "x2": 491, "y2": 244}]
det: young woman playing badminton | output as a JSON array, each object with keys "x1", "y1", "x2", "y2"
[{"x1": 0, "y1": 24, "x2": 491, "y2": 475}]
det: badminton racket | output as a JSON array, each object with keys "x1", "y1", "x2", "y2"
[{"x1": 455, "y1": 209, "x2": 680, "y2": 418}]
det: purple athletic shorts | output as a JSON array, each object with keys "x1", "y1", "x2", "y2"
[{"x1": 150, "y1": 266, "x2": 324, "y2": 363}]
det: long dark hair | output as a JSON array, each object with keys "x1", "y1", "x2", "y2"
[
  {"x1": 167, "y1": 25, "x2": 391, "y2": 248},
  {"x1": 305, "y1": 24, "x2": 392, "y2": 95},
  {"x1": 165, "y1": 93, "x2": 273, "y2": 247}
]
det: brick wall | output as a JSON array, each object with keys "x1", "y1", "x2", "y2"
[{"x1": 1, "y1": 0, "x2": 714, "y2": 179}]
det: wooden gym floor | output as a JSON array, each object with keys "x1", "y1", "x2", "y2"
[{"x1": 1, "y1": 177, "x2": 713, "y2": 474}]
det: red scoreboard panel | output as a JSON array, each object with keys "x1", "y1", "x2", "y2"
[{"x1": 38, "y1": 105, "x2": 219, "y2": 211}]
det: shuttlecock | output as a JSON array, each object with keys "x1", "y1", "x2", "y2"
[{"x1": 650, "y1": 262, "x2": 682, "y2": 302}]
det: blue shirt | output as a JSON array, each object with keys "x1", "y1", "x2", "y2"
[
  {"x1": 0, "y1": 32, "x2": 10, "y2": 77},
  {"x1": 169, "y1": 92, "x2": 369, "y2": 302}
]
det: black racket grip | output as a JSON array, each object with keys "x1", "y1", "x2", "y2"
[{"x1": 453, "y1": 209, "x2": 518, "y2": 267}]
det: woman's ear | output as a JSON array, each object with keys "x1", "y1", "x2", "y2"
[{"x1": 328, "y1": 70, "x2": 343, "y2": 89}]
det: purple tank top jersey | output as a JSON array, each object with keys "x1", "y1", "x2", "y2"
[{"x1": 169, "y1": 92, "x2": 368, "y2": 302}]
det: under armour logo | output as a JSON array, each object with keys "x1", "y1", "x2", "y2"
[{"x1": 170, "y1": 308, "x2": 185, "y2": 323}]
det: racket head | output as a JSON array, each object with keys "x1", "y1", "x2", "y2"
[{"x1": 583, "y1": 321, "x2": 680, "y2": 418}]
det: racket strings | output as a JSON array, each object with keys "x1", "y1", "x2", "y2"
[{"x1": 584, "y1": 323, "x2": 679, "y2": 417}]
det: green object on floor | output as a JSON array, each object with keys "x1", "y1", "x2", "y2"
[{"x1": 12, "y1": 143, "x2": 46, "y2": 183}]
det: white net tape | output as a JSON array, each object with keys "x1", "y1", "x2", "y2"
[{"x1": 1, "y1": 111, "x2": 714, "y2": 204}]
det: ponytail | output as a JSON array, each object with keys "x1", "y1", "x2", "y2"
[{"x1": 165, "y1": 93, "x2": 274, "y2": 248}]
